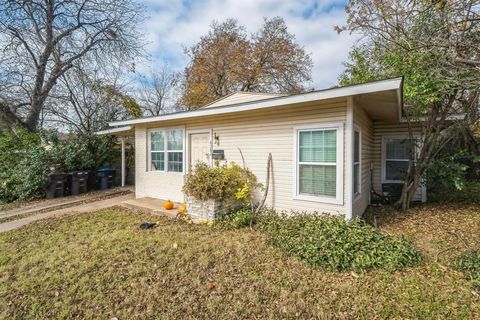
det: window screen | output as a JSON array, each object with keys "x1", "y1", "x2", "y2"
[
  {"x1": 354, "y1": 130, "x2": 360, "y2": 195},
  {"x1": 298, "y1": 129, "x2": 337, "y2": 197},
  {"x1": 150, "y1": 129, "x2": 184, "y2": 173},
  {"x1": 385, "y1": 138, "x2": 413, "y2": 181}
]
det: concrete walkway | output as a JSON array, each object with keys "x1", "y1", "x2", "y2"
[
  {"x1": 121, "y1": 197, "x2": 181, "y2": 219},
  {"x1": 0, "y1": 187, "x2": 133, "y2": 220},
  {"x1": 0, "y1": 193, "x2": 134, "y2": 233}
]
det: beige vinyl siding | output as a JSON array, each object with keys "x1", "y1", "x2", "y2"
[
  {"x1": 352, "y1": 104, "x2": 373, "y2": 217},
  {"x1": 372, "y1": 122, "x2": 423, "y2": 201},
  {"x1": 135, "y1": 127, "x2": 186, "y2": 202},
  {"x1": 135, "y1": 99, "x2": 348, "y2": 215}
]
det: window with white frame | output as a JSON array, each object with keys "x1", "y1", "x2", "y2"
[
  {"x1": 149, "y1": 128, "x2": 184, "y2": 173},
  {"x1": 150, "y1": 131, "x2": 165, "y2": 171},
  {"x1": 353, "y1": 129, "x2": 361, "y2": 196},
  {"x1": 296, "y1": 127, "x2": 339, "y2": 199},
  {"x1": 383, "y1": 137, "x2": 414, "y2": 182}
]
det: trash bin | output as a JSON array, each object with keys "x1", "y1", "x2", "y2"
[
  {"x1": 97, "y1": 168, "x2": 116, "y2": 190},
  {"x1": 70, "y1": 171, "x2": 88, "y2": 195},
  {"x1": 86, "y1": 170, "x2": 96, "y2": 191},
  {"x1": 45, "y1": 173, "x2": 68, "y2": 199}
]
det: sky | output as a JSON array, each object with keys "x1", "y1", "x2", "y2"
[{"x1": 138, "y1": 0, "x2": 357, "y2": 90}]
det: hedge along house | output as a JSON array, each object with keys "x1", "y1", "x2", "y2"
[{"x1": 97, "y1": 77, "x2": 426, "y2": 219}]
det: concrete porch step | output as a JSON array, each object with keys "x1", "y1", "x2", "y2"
[{"x1": 121, "y1": 197, "x2": 181, "y2": 219}]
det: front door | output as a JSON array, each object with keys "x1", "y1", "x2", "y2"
[{"x1": 189, "y1": 132, "x2": 211, "y2": 170}]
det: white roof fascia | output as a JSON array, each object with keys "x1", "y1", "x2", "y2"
[
  {"x1": 109, "y1": 78, "x2": 403, "y2": 127},
  {"x1": 95, "y1": 126, "x2": 132, "y2": 135}
]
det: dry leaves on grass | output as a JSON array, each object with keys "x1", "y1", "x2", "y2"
[
  {"x1": 0, "y1": 206, "x2": 479, "y2": 319},
  {"x1": 365, "y1": 204, "x2": 480, "y2": 262}
]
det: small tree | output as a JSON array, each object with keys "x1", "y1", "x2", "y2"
[{"x1": 338, "y1": 0, "x2": 480, "y2": 210}]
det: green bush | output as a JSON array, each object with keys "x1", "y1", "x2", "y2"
[
  {"x1": 451, "y1": 248, "x2": 480, "y2": 290},
  {"x1": 258, "y1": 211, "x2": 423, "y2": 272},
  {"x1": 0, "y1": 128, "x2": 115, "y2": 203},
  {"x1": 183, "y1": 162, "x2": 261, "y2": 203},
  {"x1": 0, "y1": 128, "x2": 49, "y2": 202},
  {"x1": 427, "y1": 149, "x2": 480, "y2": 203},
  {"x1": 48, "y1": 132, "x2": 114, "y2": 172},
  {"x1": 214, "y1": 207, "x2": 255, "y2": 230}
]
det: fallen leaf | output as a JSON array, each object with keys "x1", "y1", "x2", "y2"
[{"x1": 207, "y1": 282, "x2": 216, "y2": 290}]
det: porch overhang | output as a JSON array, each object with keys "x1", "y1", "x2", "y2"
[
  {"x1": 95, "y1": 125, "x2": 134, "y2": 136},
  {"x1": 94, "y1": 126, "x2": 134, "y2": 188}
]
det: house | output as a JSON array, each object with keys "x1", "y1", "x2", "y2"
[{"x1": 97, "y1": 77, "x2": 425, "y2": 219}]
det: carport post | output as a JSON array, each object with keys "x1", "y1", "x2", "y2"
[{"x1": 120, "y1": 137, "x2": 125, "y2": 187}]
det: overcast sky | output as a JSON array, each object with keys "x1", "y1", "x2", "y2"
[{"x1": 138, "y1": 0, "x2": 357, "y2": 90}]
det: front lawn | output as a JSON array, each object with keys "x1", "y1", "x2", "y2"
[{"x1": 1, "y1": 206, "x2": 479, "y2": 319}]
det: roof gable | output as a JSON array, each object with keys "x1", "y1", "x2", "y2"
[{"x1": 204, "y1": 92, "x2": 286, "y2": 108}]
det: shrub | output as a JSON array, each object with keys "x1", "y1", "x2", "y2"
[
  {"x1": 0, "y1": 128, "x2": 115, "y2": 203},
  {"x1": 0, "y1": 128, "x2": 49, "y2": 202},
  {"x1": 214, "y1": 207, "x2": 255, "y2": 230},
  {"x1": 258, "y1": 211, "x2": 423, "y2": 272},
  {"x1": 183, "y1": 162, "x2": 261, "y2": 203},
  {"x1": 451, "y1": 248, "x2": 480, "y2": 290},
  {"x1": 48, "y1": 132, "x2": 115, "y2": 172}
]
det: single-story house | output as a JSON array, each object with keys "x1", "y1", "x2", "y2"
[{"x1": 97, "y1": 77, "x2": 426, "y2": 219}]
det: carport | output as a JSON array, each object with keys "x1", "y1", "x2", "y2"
[{"x1": 95, "y1": 125, "x2": 135, "y2": 187}]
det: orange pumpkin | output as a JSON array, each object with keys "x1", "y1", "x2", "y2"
[{"x1": 163, "y1": 200, "x2": 174, "y2": 210}]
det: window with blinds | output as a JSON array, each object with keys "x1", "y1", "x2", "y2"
[
  {"x1": 384, "y1": 137, "x2": 413, "y2": 182},
  {"x1": 149, "y1": 128, "x2": 184, "y2": 173},
  {"x1": 354, "y1": 130, "x2": 361, "y2": 196},
  {"x1": 297, "y1": 129, "x2": 337, "y2": 197}
]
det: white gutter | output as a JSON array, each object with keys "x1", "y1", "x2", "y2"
[
  {"x1": 95, "y1": 125, "x2": 133, "y2": 136},
  {"x1": 109, "y1": 77, "x2": 403, "y2": 127}
]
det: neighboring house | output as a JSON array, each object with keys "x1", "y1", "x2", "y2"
[{"x1": 97, "y1": 77, "x2": 425, "y2": 219}]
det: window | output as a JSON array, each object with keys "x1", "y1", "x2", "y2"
[
  {"x1": 295, "y1": 124, "x2": 343, "y2": 204},
  {"x1": 383, "y1": 137, "x2": 414, "y2": 182},
  {"x1": 354, "y1": 130, "x2": 361, "y2": 196},
  {"x1": 149, "y1": 128, "x2": 184, "y2": 173},
  {"x1": 150, "y1": 131, "x2": 164, "y2": 171}
]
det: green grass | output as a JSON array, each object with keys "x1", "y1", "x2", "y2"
[{"x1": 0, "y1": 206, "x2": 479, "y2": 319}]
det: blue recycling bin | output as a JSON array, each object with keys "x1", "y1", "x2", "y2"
[{"x1": 97, "y1": 168, "x2": 116, "y2": 190}]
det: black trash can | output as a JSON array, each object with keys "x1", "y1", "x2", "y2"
[
  {"x1": 70, "y1": 171, "x2": 88, "y2": 195},
  {"x1": 86, "y1": 170, "x2": 96, "y2": 191},
  {"x1": 97, "y1": 168, "x2": 116, "y2": 190},
  {"x1": 45, "y1": 173, "x2": 68, "y2": 199}
]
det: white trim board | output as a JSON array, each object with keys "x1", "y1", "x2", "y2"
[
  {"x1": 95, "y1": 126, "x2": 132, "y2": 136},
  {"x1": 185, "y1": 128, "x2": 213, "y2": 172},
  {"x1": 381, "y1": 134, "x2": 420, "y2": 184},
  {"x1": 353, "y1": 125, "x2": 362, "y2": 200},
  {"x1": 147, "y1": 126, "x2": 186, "y2": 175},
  {"x1": 292, "y1": 122, "x2": 345, "y2": 205},
  {"x1": 109, "y1": 78, "x2": 403, "y2": 127}
]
